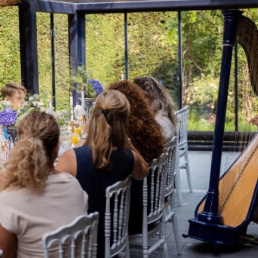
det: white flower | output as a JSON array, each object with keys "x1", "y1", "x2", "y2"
[
  {"x1": 74, "y1": 104, "x2": 85, "y2": 120},
  {"x1": 0, "y1": 100, "x2": 12, "y2": 111}
]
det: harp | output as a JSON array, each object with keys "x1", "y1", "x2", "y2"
[{"x1": 183, "y1": 9, "x2": 258, "y2": 246}]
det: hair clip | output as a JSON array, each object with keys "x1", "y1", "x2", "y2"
[{"x1": 102, "y1": 109, "x2": 108, "y2": 117}]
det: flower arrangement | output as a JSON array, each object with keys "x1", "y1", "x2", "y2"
[
  {"x1": 0, "y1": 94, "x2": 70, "y2": 142},
  {"x1": 71, "y1": 66, "x2": 104, "y2": 98},
  {"x1": 0, "y1": 94, "x2": 43, "y2": 126},
  {"x1": 87, "y1": 79, "x2": 104, "y2": 98}
]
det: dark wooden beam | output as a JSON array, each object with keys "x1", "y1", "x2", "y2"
[
  {"x1": 35, "y1": 0, "x2": 258, "y2": 14},
  {"x1": 19, "y1": 0, "x2": 39, "y2": 93}
]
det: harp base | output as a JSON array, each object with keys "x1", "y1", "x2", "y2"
[{"x1": 183, "y1": 218, "x2": 245, "y2": 246}]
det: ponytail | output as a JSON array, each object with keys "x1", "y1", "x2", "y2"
[
  {"x1": 85, "y1": 90, "x2": 130, "y2": 170},
  {"x1": 2, "y1": 136, "x2": 48, "y2": 190},
  {"x1": 89, "y1": 108, "x2": 113, "y2": 169},
  {"x1": 1, "y1": 111, "x2": 60, "y2": 190}
]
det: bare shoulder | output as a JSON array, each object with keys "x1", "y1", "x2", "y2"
[
  {"x1": 131, "y1": 150, "x2": 149, "y2": 180},
  {"x1": 55, "y1": 149, "x2": 77, "y2": 176},
  {"x1": 58, "y1": 149, "x2": 75, "y2": 163}
]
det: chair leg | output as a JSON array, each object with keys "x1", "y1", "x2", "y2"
[
  {"x1": 162, "y1": 242, "x2": 169, "y2": 258},
  {"x1": 142, "y1": 233, "x2": 148, "y2": 258},
  {"x1": 161, "y1": 216, "x2": 169, "y2": 258},
  {"x1": 172, "y1": 214, "x2": 182, "y2": 254},
  {"x1": 184, "y1": 150, "x2": 193, "y2": 193},
  {"x1": 125, "y1": 239, "x2": 130, "y2": 258},
  {"x1": 165, "y1": 198, "x2": 181, "y2": 255},
  {"x1": 175, "y1": 169, "x2": 182, "y2": 206}
]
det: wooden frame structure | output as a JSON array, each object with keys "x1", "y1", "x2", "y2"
[{"x1": 15, "y1": 0, "x2": 258, "y2": 96}]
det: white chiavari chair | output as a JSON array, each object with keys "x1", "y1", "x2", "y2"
[
  {"x1": 175, "y1": 106, "x2": 193, "y2": 206},
  {"x1": 129, "y1": 153, "x2": 169, "y2": 258},
  {"x1": 105, "y1": 176, "x2": 131, "y2": 258},
  {"x1": 42, "y1": 212, "x2": 99, "y2": 258},
  {"x1": 163, "y1": 136, "x2": 181, "y2": 254}
]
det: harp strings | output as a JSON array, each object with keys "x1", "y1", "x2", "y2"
[{"x1": 219, "y1": 134, "x2": 258, "y2": 213}]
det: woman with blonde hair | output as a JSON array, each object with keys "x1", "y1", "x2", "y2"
[
  {"x1": 134, "y1": 76, "x2": 177, "y2": 141},
  {"x1": 108, "y1": 80, "x2": 164, "y2": 235},
  {"x1": 0, "y1": 111, "x2": 88, "y2": 258},
  {"x1": 56, "y1": 89, "x2": 149, "y2": 258}
]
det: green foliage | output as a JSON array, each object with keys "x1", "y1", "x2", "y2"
[
  {"x1": 188, "y1": 108, "x2": 215, "y2": 131},
  {"x1": 71, "y1": 66, "x2": 99, "y2": 98},
  {"x1": 37, "y1": 13, "x2": 70, "y2": 111},
  {"x1": 85, "y1": 13, "x2": 124, "y2": 85},
  {"x1": 179, "y1": 10, "x2": 223, "y2": 84},
  {"x1": 1, "y1": 7, "x2": 258, "y2": 134},
  {"x1": 185, "y1": 73, "x2": 218, "y2": 108},
  {"x1": 0, "y1": 7, "x2": 20, "y2": 84},
  {"x1": 127, "y1": 12, "x2": 178, "y2": 97}
]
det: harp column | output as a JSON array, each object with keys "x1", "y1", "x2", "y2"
[
  {"x1": 197, "y1": 9, "x2": 242, "y2": 224},
  {"x1": 183, "y1": 9, "x2": 244, "y2": 245},
  {"x1": 183, "y1": 10, "x2": 245, "y2": 245}
]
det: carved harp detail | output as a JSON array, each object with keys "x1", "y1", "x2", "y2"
[{"x1": 236, "y1": 15, "x2": 258, "y2": 95}]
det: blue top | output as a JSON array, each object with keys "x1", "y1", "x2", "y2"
[{"x1": 74, "y1": 145, "x2": 134, "y2": 258}]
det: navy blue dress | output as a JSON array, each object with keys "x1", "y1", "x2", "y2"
[{"x1": 74, "y1": 145, "x2": 134, "y2": 258}]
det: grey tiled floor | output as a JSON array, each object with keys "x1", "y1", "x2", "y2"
[{"x1": 130, "y1": 151, "x2": 258, "y2": 257}]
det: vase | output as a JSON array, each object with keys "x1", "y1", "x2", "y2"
[
  {"x1": 4, "y1": 125, "x2": 17, "y2": 144},
  {"x1": 84, "y1": 98, "x2": 95, "y2": 120},
  {"x1": 0, "y1": 125, "x2": 15, "y2": 163}
]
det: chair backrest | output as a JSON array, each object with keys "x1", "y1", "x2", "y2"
[
  {"x1": 129, "y1": 154, "x2": 168, "y2": 257},
  {"x1": 105, "y1": 176, "x2": 131, "y2": 258},
  {"x1": 144, "y1": 153, "x2": 168, "y2": 227},
  {"x1": 42, "y1": 212, "x2": 99, "y2": 258},
  {"x1": 175, "y1": 106, "x2": 189, "y2": 149},
  {"x1": 163, "y1": 136, "x2": 177, "y2": 200}
]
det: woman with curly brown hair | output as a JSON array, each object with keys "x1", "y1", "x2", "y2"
[
  {"x1": 0, "y1": 111, "x2": 88, "y2": 258},
  {"x1": 109, "y1": 80, "x2": 164, "y2": 163},
  {"x1": 108, "y1": 80, "x2": 164, "y2": 235}
]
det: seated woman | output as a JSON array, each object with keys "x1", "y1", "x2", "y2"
[
  {"x1": 134, "y1": 76, "x2": 177, "y2": 142},
  {"x1": 109, "y1": 80, "x2": 164, "y2": 163},
  {"x1": 108, "y1": 80, "x2": 164, "y2": 235},
  {"x1": 55, "y1": 89, "x2": 149, "y2": 258},
  {"x1": 0, "y1": 111, "x2": 88, "y2": 258}
]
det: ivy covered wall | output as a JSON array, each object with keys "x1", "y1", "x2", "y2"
[{"x1": 1, "y1": 7, "x2": 258, "y2": 132}]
